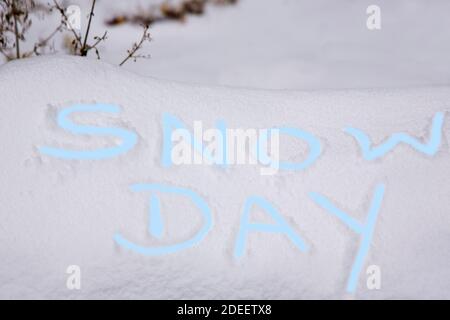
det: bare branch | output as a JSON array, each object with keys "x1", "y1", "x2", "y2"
[
  {"x1": 12, "y1": 0, "x2": 21, "y2": 58},
  {"x1": 0, "y1": 0, "x2": 36, "y2": 60},
  {"x1": 52, "y1": 0, "x2": 107, "y2": 58},
  {"x1": 51, "y1": 0, "x2": 82, "y2": 47},
  {"x1": 80, "y1": 0, "x2": 96, "y2": 56},
  {"x1": 0, "y1": 46, "x2": 12, "y2": 60},
  {"x1": 119, "y1": 25, "x2": 151, "y2": 67},
  {"x1": 25, "y1": 22, "x2": 63, "y2": 57},
  {"x1": 89, "y1": 30, "x2": 107, "y2": 59}
]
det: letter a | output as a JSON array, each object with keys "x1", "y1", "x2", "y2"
[{"x1": 234, "y1": 196, "x2": 308, "y2": 259}]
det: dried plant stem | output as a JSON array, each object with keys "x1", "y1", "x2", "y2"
[
  {"x1": 52, "y1": 0, "x2": 106, "y2": 58},
  {"x1": 119, "y1": 25, "x2": 150, "y2": 66},
  {"x1": 27, "y1": 23, "x2": 63, "y2": 56},
  {"x1": 12, "y1": 0, "x2": 20, "y2": 58},
  {"x1": 0, "y1": 47, "x2": 10, "y2": 59},
  {"x1": 52, "y1": 0, "x2": 82, "y2": 46},
  {"x1": 80, "y1": 0, "x2": 96, "y2": 56}
]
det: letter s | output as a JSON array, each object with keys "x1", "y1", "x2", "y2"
[{"x1": 39, "y1": 104, "x2": 138, "y2": 160}]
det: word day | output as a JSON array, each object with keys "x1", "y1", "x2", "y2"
[{"x1": 38, "y1": 103, "x2": 446, "y2": 293}]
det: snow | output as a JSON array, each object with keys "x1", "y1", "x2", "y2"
[
  {"x1": 1, "y1": 55, "x2": 450, "y2": 299},
  {"x1": 6, "y1": 0, "x2": 450, "y2": 90},
  {"x1": 1, "y1": 0, "x2": 450, "y2": 299},
  {"x1": 9, "y1": 0, "x2": 450, "y2": 89}
]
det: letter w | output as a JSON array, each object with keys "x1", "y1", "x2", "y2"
[{"x1": 344, "y1": 112, "x2": 444, "y2": 160}]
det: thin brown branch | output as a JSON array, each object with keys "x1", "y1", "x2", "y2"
[
  {"x1": 80, "y1": 0, "x2": 96, "y2": 56},
  {"x1": 26, "y1": 23, "x2": 63, "y2": 57},
  {"x1": 52, "y1": 0, "x2": 82, "y2": 47},
  {"x1": 12, "y1": 0, "x2": 21, "y2": 58},
  {"x1": 119, "y1": 25, "x2": 151, "y2": 66},
  {"x1": 51, "y1": 0, "x2": 106, "y2": 58},
  {"x1": 0, "y1": 46, "x2": 12, "y2": 60},
  {"x1": 89, "y1": 30, "x2": 107, "y2": 59}
]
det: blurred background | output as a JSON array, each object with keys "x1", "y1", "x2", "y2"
[{"x1": 2, "y1": 0, "x2": 450, "y2": 90}]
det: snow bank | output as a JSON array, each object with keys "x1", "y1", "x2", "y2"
[
  {"x1": 0, "y1": 56, "x2": 449, "y2": 299},
  {"x1": 93, "y1": 0, "x2": 450, "y2": 89},
  {"x1": 12, "y1": 0, "x2": 450, "y2": 90}
]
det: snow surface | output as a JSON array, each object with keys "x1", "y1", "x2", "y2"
[
  {"x1": 1, "y1": 56, "x2": 450, "y2": 299},
  {"x1": 110, "y1": 0, "x2": 450, "y2": 90},
  {"x1": 8, "y1": 0, "x2": 450, "y2": 90}
]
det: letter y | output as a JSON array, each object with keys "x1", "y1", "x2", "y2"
[{"x1": 309, "y1": 184, "x2": 386, "y2": 293}]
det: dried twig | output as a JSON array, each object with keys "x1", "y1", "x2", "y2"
[
  {"x1": 25, "y1": 23, "x2": 63, "y2": 57},
  {"x1": 0, "y1": 47, "x2": 11, "y2": 60},
  {"x1": 12, "y1": 0, "x2": 20, "y2": 58},
  {"x1": 80, "y1": 0, "x2": 96, "y2": 56},
  {"x1": 90, "y1": 30, "x2": 107, "y2": 59},
  {"x1": 119, "y1": 24, "x2": 151, "y2": 66},
  {"x1": 51, "y1": 0, "x2": 82, "y2": 48},
  {"x1": 0, "y1": 0, "x2": 35, "y2": 60},
  {"x1": 52, "y1": 0, "x2": 107, "y2": 58}
]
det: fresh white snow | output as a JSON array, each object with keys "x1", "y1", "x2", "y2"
[
  {"x1": 1, "y1": 0, "x2": 450, "y2": 299},
  {"x1": 0, "y1": 56, "x2": 449, "y2": 299},
  {"x1": 7, "y1": 0, "x2": 450, "y2": 90}
]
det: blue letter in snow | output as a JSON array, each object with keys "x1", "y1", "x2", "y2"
[
  {"x1": 39, "y1": 104, "x2": 137, "y2": 160},
  {"x1": 258, "y1": 127, "x2": 322, "y2": 171},
  {"x1": 114, "y1": 183, "x2": 213, "y2": 256},
  {"x1": 234, "y1": 196, "x2": 309, "y2": 259},
  {"x1": 344, "y1": 112, "x2": 444, "y2": 160},
  {"x1": 149, "y1": 194, "x2": 164, "y2": 239},
  {"x1": 309, "y1": 184, "x2": 386, "y2": 293}
]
